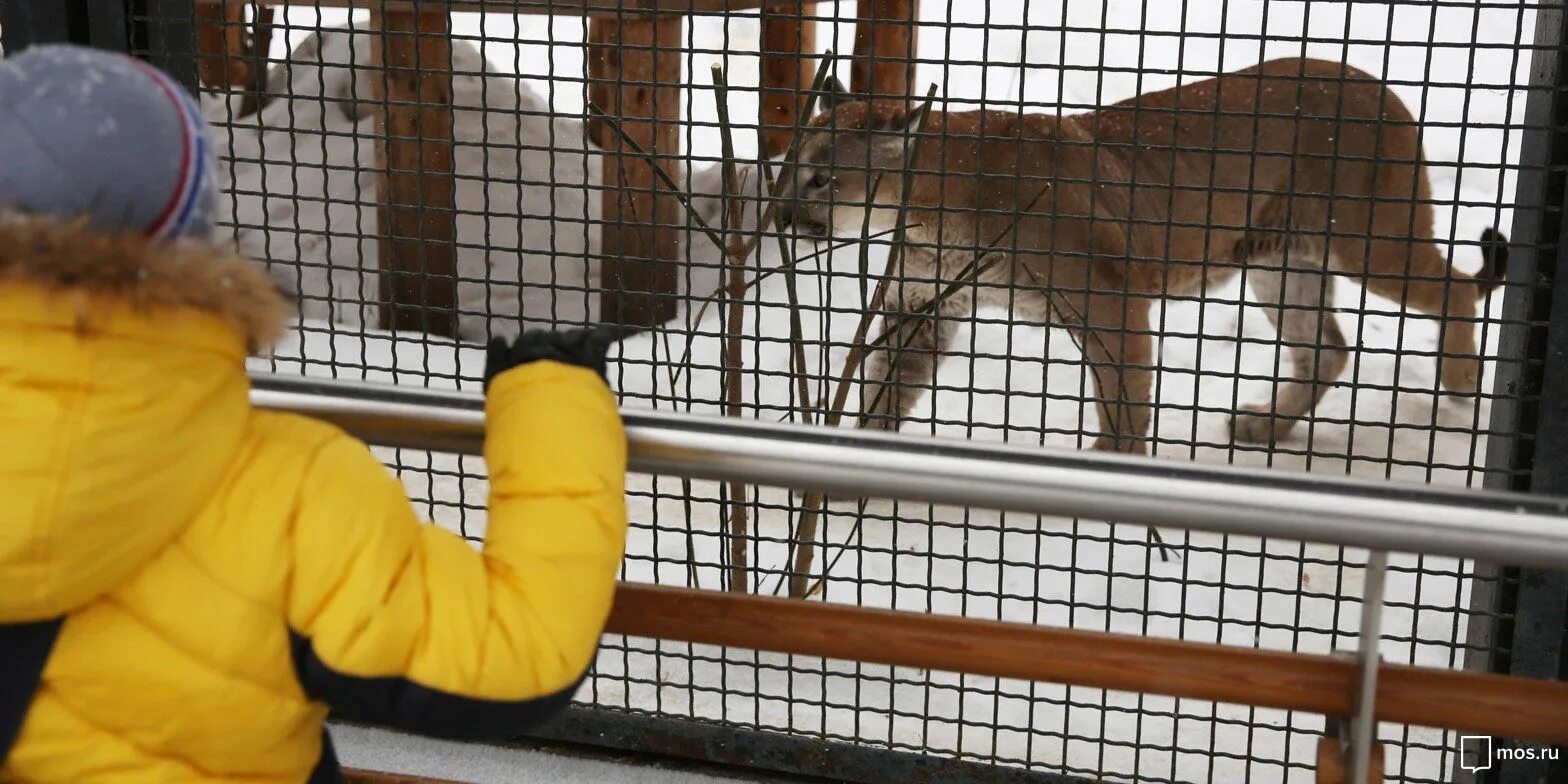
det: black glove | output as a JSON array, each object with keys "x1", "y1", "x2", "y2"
[{"x1": 484, "y1": 325, "x2": 621, "y2": 389}]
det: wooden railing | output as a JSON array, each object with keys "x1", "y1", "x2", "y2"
[{"x1": 335, "y1": 582, "x2": 1568, "y2": 784}]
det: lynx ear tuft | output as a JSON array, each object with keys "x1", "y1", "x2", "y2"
[
  {"x1": 872, "y1": 101, "x2": 925, "y2": 133},
  {"x1": 820, "y1": 74, "x2": 853, "y2": 110},
  {"x1": 894, "y1": 102, "x2": 925, "y2": 131}
]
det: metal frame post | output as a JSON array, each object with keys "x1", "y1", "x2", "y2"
[
  {"x1": 1, "y1": 1, "x2": 79, "y2": 52},
  {"x1": 1348, "y1": 552, "x2": 1389, "y2": 784},
  {"x1": 84, "y1": 0, "x2": 131, "y2": 53},
  {"x1": 1, "y1": 1, "x2": 43, "y2": 53},
  {"x1": 1472, "y1": 4, "x2": 1568, "y2": 782},
  {"x1": 0, "y1": 0, "x2": 131, "y2": 55},
  {"x1": 131, "y1": 0, "x2": 200, "y2": 94}
]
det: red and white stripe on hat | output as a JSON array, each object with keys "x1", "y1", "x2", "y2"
[{"x1": 133, "y1": 61, "x2": 210, "y2": 240}]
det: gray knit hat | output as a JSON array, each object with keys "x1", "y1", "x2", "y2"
[{"x1": 0, "y1": 45, "x2": 219, "y2": 240}]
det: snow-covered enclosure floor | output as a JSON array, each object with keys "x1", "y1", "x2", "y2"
[
  {"x1": 331, "y1": 724, "x2": 777, "y2": 783},
  {"x1": 230, "y1": 2, "x2": 1536, "y2": 782}
]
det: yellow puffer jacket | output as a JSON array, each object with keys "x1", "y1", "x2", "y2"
[{"x1": 0, "y1": 220, "x2": 628, "y2": 783}]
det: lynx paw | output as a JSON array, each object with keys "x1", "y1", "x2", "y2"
[
  {"x1": 857, "y1": 387, "x2": 909, "y2": 433},
  {"x1": 1439, "y1": 357, "x2": 1482, "y2": 397},
  {"x1": 1230, "y1": 404, "x2": 1300, "y2": 445},
  {"x1": 1091, "y1": 434, "x2": 1149, "y2": 455}
]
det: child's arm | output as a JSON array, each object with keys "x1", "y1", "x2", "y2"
[{"x1": 284, "y1": 358, "x2": 627, "y2": 738}]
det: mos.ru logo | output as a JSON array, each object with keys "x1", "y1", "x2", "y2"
[
  {"x1": 1461, "y1": 736, "x2": 1559, "y2": 772},
  {"x1": 1460, "y1": 736, "x2": 1494, "y2": 773}
]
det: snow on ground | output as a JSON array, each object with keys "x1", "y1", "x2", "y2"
[
  {"x1": 240, "y1": 2, "x2": 1537, "y2": 782},
  {"x1": 213, "y1": 26, "x2": 736, "y2": 342},
  {"x1": 331, "y1": 724, "x2": 769, "y2": 783}
]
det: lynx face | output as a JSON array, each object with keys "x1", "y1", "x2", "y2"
[
  {"x1": 778, "y1": 151, "x2": 842, "y2": 238},
  {"x1": 778, "y1": 79, "x2": 924, "y2": 238}
]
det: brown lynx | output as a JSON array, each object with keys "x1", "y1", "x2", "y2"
[{"x1": 780, "y1": 58, "x2": 1508, "y2": 453}]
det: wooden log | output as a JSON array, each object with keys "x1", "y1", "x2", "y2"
[
  {"x1": 759, "y1": 3, "x2": 817, "y2": 157},
  {"x1": 1316, "y1": 736, "x2": 1385, "y2": 784},
  {"x1": 194, "y1": 0, "x2": 248, "y2": 90},
  {"x1": 597, "y1": 14, "x2": 682, "y2": 328},
  {"x1": 585, "y1": 18, "x2": 614, "y2": 148},
  {"x1": 850, "y1": 0, "x2": 918, "y2": 99},
  {"x1": 606, "y1": 583, "x2": 1568, "y2": 747},
  {"x1": 370, "y1": 7, "x2": 459, "y2": 337},
  {"x1": 194, "y1": 1, "x2": 274, "y2": 117},
  {"x1": 243, "y1": 4, "x2": 275, "y2": 116}
]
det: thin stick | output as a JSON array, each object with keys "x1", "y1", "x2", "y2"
[
  {"x1": 785, "y1": 84, "x2": 939, "y2": 599},
  {"x1": 713, "y1": 63, "x2": 751, "y2": 594},
  {"x1": 591, "y1": 54, "x2": 838, "y2": 391},
  {"x1": 591, "y1": 94, "x2": 712, "y2": 434},
  {"x1": 757, "y1": 57, "x2": 842, "y2": 596},
  {"x1": 609, "y1": 151, "x2": 705, "y2": 584},
  {"x1": 761, "y1": 160, "x2": 818, "y2": 427},
  {"x1": 773, "y1": 169, "x2": 894, "y2": 593},
  {"x1": 804, "y1": 185, "x2": 1177, "y2": 594},
  {"x1": 855, "y1": 182, "x2": 1054, "y2": 420},
  {"x1": 588, "y1": 101, "x2": 728, "y2": 254},
  {"x1": 673, "y1": 226, "x2": 911, "y2": 398},
  {"x1": 755, "y1": 54, "x2": 841, "y2": 428},
  {"x1": 1020, "y1": 266, "x2": 1173, "y2": 557},
  {"x1": 803, "y1": 179, "x2": 1077, "y2": 597}
]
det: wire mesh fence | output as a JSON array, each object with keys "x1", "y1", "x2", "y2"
[{"x1": 10, "y1": 0, "x2": 1561, "y2": 781}]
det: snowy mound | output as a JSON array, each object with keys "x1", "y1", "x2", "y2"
[{"x1": 212, "y1": 25, "x2": 737, "y2": 341}]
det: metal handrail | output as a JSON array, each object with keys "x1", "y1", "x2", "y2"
[
  {"x1": 243, "y1": 0, "x2": 825, "y2": 16},
  {"x1": 249, "y1": 371, "x2": 1568, "y2": 569}
]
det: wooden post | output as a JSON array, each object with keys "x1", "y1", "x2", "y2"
[
  {"x1": 850, "y1": 0, "x2": 918, "y2": 99},
  {"x1": 597, "y1": 14, "x2": 683, "y2": 328},
  {"x1": 370, "y1": 7, "x2": 459, "y2": 338},
  {"x1": 194, "y1": 1, "x2": 245, "y2": 90},
  {"x1": 193, "y1": 0, "x2": 273, "y2": 117},
  {"x1": 1316, "y1": 736, "x2": 1385, "y2": 784},
  {"x1": 585, "y1": 18, "x2": 614, "y2": 149},
  {"x1": 759, "y1": 4, "x2": 817, "y2": 157}
]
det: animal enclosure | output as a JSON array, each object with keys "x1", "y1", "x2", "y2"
[{"x1": 13, "y1": 0, "x2": 1568, "y2": 782}]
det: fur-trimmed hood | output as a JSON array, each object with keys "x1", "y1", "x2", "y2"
[
  {"x1": 0, "y1": 217, "x2": 290, "y2": 621},
  {"x1": 0, "y1": 216, "x2": 289, "y2": 350}
]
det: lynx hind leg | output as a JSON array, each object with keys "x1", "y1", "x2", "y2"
[
  {"x1": 1232, "y1": 254, "x2": 1349, "y2": 445},
  {"x1": 1351, "y1": 237, "x2": 1486, "y2": 395},
  {"x1": 859, "y1": 280, "x2": 967, "y2": 433}
]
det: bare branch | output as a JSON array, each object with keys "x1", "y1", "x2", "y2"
[
  {"x1": 784, "y1": 83, "x2": 939, "y2": 599},
  {"x1": 713, "y1": 63, "x2": 752, "y2": 593}
]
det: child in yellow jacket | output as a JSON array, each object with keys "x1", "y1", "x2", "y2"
[{"x1": 0, "y1": 46, "x2": 628, "y2": 783}]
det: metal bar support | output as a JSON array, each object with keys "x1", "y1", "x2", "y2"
[
  {"x1": 249, "y1": 372, "x2": 1568, "y2": 569},
  {"x1": 0, "y1": 0, "x2": 77, "y2": 52},
  {"x1": 137, "y1": 0, "x2": 200, "y2": 93},
  {"x1": 1473, "y1": 6, "x2": 1568, "y2": 782},
  {"x1": 1, "y1": 1, "x2": 131, "y2": 55},
  {"x1": 1349, "y1": 551, "x2": 1389, "y2": 784}
]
